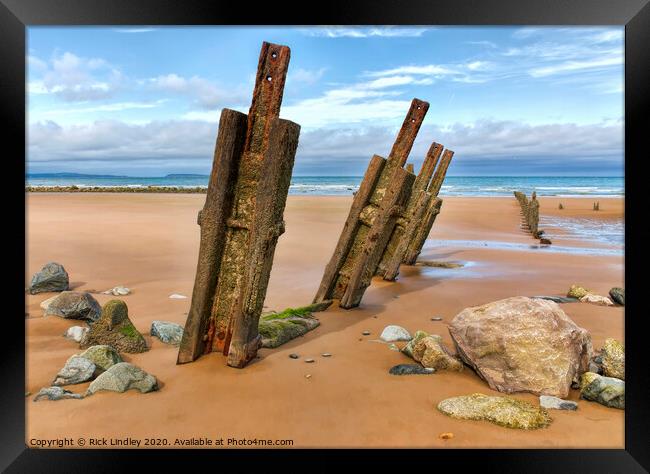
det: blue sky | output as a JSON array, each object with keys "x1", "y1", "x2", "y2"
[{"x1": 27, "y1": 26, "x2": 624, "y2": 176}]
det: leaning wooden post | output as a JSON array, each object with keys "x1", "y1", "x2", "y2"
[
  {"x1": 376, "y1": 142, "x2": 444, "y2": 280},
  {"x1": 402, "y1": 149, "x2": 454, "y2": 265},
  {"x1": 313, "y1": 98, "x2": 429, "y2": 308},
  {"x1": 177, "y1": 41, "x2": 300, "y2": 368}
]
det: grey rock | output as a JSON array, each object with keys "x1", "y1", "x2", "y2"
[
  {"x1": 580, "y1": 372, "x2": 624, "y2": 409},
  {"x1": 63, "y1": 326, "x2": 89, "y2": 343},
  {"x1": 33, "y1": 386, "x2": 83, "y2": 402},
  {"x1": 389, "y1": 364, "x2": 435, "y2": 375},
  {"x1": 29, "y1": 262, "x2": 69, "y2": 294},
  {"x1": 52, "y1": 356, "x2": 96, "y2": 386},
  {"x1": 86, "y1": 362, "x2": 158, "y2": 395},
  {"x1": 78, "y1": 345, "x2": 123, "y2": 373},
  {"x1": 150, "y1": 320, "x2": 184, "y2": 346},
  {"x1": 532, "y1": 296, "x2": 579, "y2": 304},
  {"x1": 103, "y1": 286, "x2": 131, "y2": 296},
  {"x1": 40, "y1": 295, "x2": 59, "y2": 311},
  {"x1": 379, "y1": 325, "x2": 412, "y2": 342},
  {"x1": 539, "y1": 395, "x2": 578, "y2": 410},
  {"x1": 44, "y1": 291, "x2": 102, "y2": 322},
  {"x1": 609, "y1": 287, "x2": 624, "y2": 306}
]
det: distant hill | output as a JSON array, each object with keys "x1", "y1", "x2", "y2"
[{"x1": 164, "y1": 174, "x2": 209, "y2": 178}]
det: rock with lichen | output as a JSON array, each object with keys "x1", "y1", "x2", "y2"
[
  {"x1": 86, "y1": 362, "x2": 158, "y2": 395},
  {"x1": 409, "y1": 334, "x2": 463, "y2": 371},
  {"x1": 258, "y1": 305, "x2": 322, "y2": 348},
  {"x1": 580, "y1": 372, "x2": 624, "y2": 409},
  {"x1": 52, "y1": 356, "x2": 96, "y2": 386},
  {"x1": 28, "y1": 262, "x2": 69, "y2": 294},
  {"x1": 567, "y1": 285, "x2": 591, "y2": 299},
  {"x1": 78, "y1": 345, "x2": 123, "y2": 374},
  {"x1": 401, "y1": 330, "x2": 430, "y2": 358},
  {"x1": 80, "y1": 300, "x2": 148, "y2": 353},
  {"x1": 449, "y1": 296, "x2": 592, "y2": 398},
  {"x1": 44, "y1": 291, "x2": 102, "y2": 322},
  {"x1": 151, "y1": 321, "x2": 184, "y2": 345},
  {"x1": 437, "y1": 393, "x2": 552, "y2": 429},
  {"x1": 600, "y1": 338, "x2": 624, "y2": 380}
]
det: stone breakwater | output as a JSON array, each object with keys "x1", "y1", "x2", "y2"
[{"x1": 26, "y1": 186, "x2": 208, "y2": 194}]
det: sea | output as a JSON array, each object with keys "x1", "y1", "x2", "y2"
[{"x1": 26, "y1": 174, "x2": 624, "y2": 198}]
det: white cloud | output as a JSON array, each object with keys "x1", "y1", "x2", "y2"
[
  {"x1": 149, "y1": 73, "x2": 247, "y2": 109},
  {"x1": 529, "y1": 57, "x2": 623, "y2": 78},
  {"x1": 300, "y1": 27, "x2": 429, "y2": 38},
  {"x1": 113, "y1": 28, "x2": 157, "y2": 33},
  {"x1": 29, "y1": 52, "x2": 123, "y2": 101},
  {"x1": 290, "y1": 67, "x2": 326, "y2": 84}
]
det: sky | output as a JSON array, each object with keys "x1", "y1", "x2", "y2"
[{"x1": 27, "y1": 26, "x2": 624, "y2": 176}]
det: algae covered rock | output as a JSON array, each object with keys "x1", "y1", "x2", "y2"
[
  {"x1": 580, "y1": 372, "x2": 624, "y2": 409},
  {"x1": 80, "y1": 300, "x2": 148, "y2": 353},
  {"x1": 151, "y1": 320, "x2": 184, "y2": 346},
  {"x1": 600, "y1": 338, "x2": 624, "y2": 380},
  {"x1": 437, "y1": 393, "x2": 552, "y2": 429},
  {"x1": 52, "y1": 355, "x2": 96, "y2": 386},
  {"x1": 44, "y1": 291, "x2": 102, "y2": 322},
  {"x1": 380, "y1": 325, "x2": 412, "y2": 342},
  {"x1": 449, "y1": 296, "x2": 592, "y2": 398},
  {"x1": 86, "y1": 362, "x2": 158, "y2": 395},
  {"x1": 79, "y1": 345, "x2": 123, "y2": 373},
  {"x1": 567, "y1": 285, "x2": 591, "y2": 299},
  {"x1": 411, "y1": 335, "x2": 463, "y2": 371},
  {"x1": 29, "y1": 262, "x2": 69, "y2": 294},
  {"x1": 33, "y1": 386, "x2": 84, "y2": 402},
  {"x1": 258, "y1": 305, "x2": 322, "y2": 349},
  {"x1": 608, "y1": 287, "x2": 624, "y2": 306}
]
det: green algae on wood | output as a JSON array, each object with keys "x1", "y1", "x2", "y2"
[{"x1": 437, "y1": 393, "x2": 552, "y2": 429}]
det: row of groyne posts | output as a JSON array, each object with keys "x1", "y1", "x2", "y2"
[
  {"x1": 177, "y1": 41, "x2": 454, "y2": 368},
  {"x1": 513, "y1": 191, "x2": 551, "y2": 244}
]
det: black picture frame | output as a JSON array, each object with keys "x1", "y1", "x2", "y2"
[{"x1": 3, "y1": 0, "x2": 648, "y2": 471}]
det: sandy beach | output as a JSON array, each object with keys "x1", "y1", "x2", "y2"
[{"x1": 25, "y1": 194, "x2": 624, "y2": 448}]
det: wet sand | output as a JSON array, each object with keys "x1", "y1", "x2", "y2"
[{"x1": 25, "y1": 194, "x2": 624, "y2": 448}]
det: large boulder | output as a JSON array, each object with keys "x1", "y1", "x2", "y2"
[
  {"x1": 600, "y1": 338, "x2": 624, "y2": 380},
  {"x1": 29, "y1": 262, "x2": 69, "y2": 294},
  {"x1": 151, "y1": 321, "x2": 184, "y2": 346},
  {"x1": 86, "y1": 362, "x2": 158, "y2": 395},
  {"x1": 44, "y1": 291, "x2": 101, "y2": 322},
  {"x1": 437, "y1": 393, "x2": 552, "y2": 429},
  {"x1": 80, "y1": 300, "x2": 148, "y2": 353},
  {"x1": 449, "y1": 296, "x2": 592, "y2": 398},
  {"x1": 608, "y1": 287, "x2": 624, "y2": 306},
  {"x1": 52, "y1": 356, "x2": 96, "y2": 386},
  {"x1": 580, "y1": 372, "x2": 624, "y2": 409}
]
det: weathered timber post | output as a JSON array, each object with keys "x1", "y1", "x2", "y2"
[
  {"x1": 177, "y1": 41, "x2": 300, "y2": 368},
  {"x1": 528, "y1": 192, "x2": 539, "y2": 237},
  {"x1": 402, "y1": 149, "x2": 454, "y2": 265},
  {"x1": 376, "y1": 142, "x2": 444, "y2": 280},
  {"x1": 313, "y1": 98, "x2": 430, "y2": 308}
]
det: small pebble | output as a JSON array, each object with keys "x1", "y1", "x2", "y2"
[
  {"x1": 305, "y1": 358, "x2": 315, "y2": 363},
  {"x1": 321, "y1": 353, "x2": 331, "y2": 357},
  {"x1": 289, "y1": 353, "x2": 299, "y2": 359},
  {"x1": 431, "y1": 317, "x2": 443, "y2": 321},
  {"x1": 362, "y1": 331, "x2": 371, "y2": 336},
  {"x1": 305, "y1": 374, "x2": 312, "y2": 379},
  {"x1": 439, "y1": 432, "x2": 454, "y2": 440}
]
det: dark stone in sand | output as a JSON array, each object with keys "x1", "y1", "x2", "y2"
[
  {"x1": 44, "y1": 291, "x2": 102, "y2": 322},
  {"x1": 29, "y1": 262, "x2": 69, "y2": 294},
  {"x1": 609, "y1": 287, "x2": 624, "y2": 306},
  {"x1": 431, "y1": 317, "x2": 443, "y2": 321},
  {"x1": 540, "y1": 238, "x2": 552, "y2": 245},
  {"x1": 362, "y1": 331, "x2": 371, "y2": 336},
  {"x1": 289, "y1": 353, "x2": 299, "y2": 359},
  {"x1": 532, "y1": 296, "x2": 579, "y2": 304},
  {"x1": 389, "y1": 364, "x2": 435, "y2": 375}
]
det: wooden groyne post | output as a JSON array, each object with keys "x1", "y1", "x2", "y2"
[
  {"x1": 513, "y1": 190, "x2": 544, "y2": 240},
  {"x1": 177, "y1": 41, "x2": 300, "y2": 368},
  {"x1": 313, "y1": 98, "x2": 429, "y2": 309},
  {"x1": 376, "y1": 142, "x2": 444, "y2": 280},
  {"x1": 402, "y1": 149, "x2": 455, "y2": 265}
]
